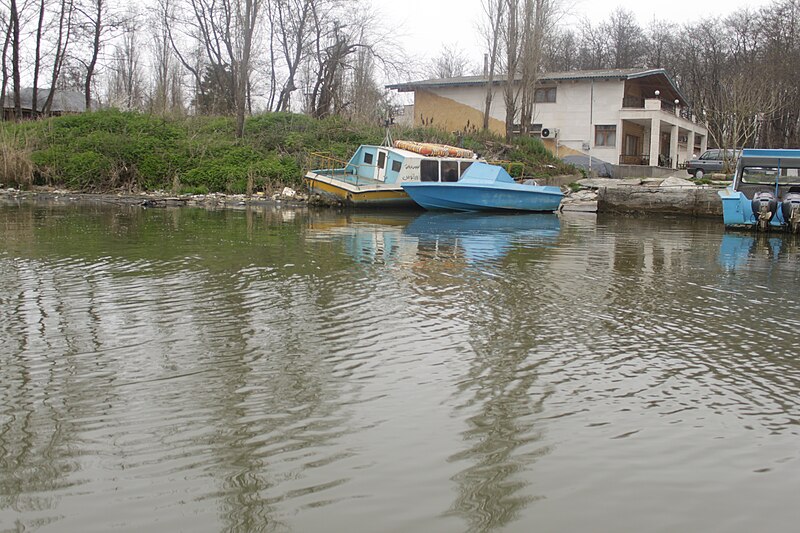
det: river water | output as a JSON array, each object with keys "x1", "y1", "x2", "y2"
[{"x1": 0, "y1": 198, "x2": 798, "y2": 532}]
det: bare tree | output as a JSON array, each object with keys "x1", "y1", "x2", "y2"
[
  {"x1": 495, "y1": 0, "x2": 559, "y2": 139},
  {"x1": 427, "y1": 43, "x2": 470, "y2": 79},
  {"x1": 345, "y1": 36, "x2": 386, "y2": 122},
  {"x1": 705, "y1": 71, "x2": 783, "y2": 165},
  {"x1": 643, "y1": 18, "x2": 674, "y2": 69},
  {"x1": 150, "y1": 0, "x2": 172, "y2": 113},
  {"x1": 576, "y1": 18, "x2": 608, "y2": 69},
  {"x1": 233, "y1": 0, "x2": 261, "y2": 136},
  {"x1": 81, "y1": 0, "x2": 106, "y2": 111},
  {"x1": 542, "y1": 28, "x2": 578, "y2": 71},
  {"x1": 300, "y1": 1, "x2": 404, "y2": 119},
  {"x1": 150, "y1": 0, "x2": 184, "y2": 114},
  {"x1": 109, "y1": 11, "x2": 143, "y2": 110},
  {"x1": 9, "y1": 0, "x2": 20, "y2": 118},
  {"x1": 31, "y1": 0, "x2": 46, "y2": 116},
  {"x1": 1, "y1": 9, "x2": 11, "y2": 110},
  {"x1": 165, "y1": 0, "x2": 261, "y2": 136},
  {"x1": 602, "y1": 8, "x2": 644, "y2": 69},
  {"x1": 271, "y1": 0, "x2": 314, "y2": 112},
  {"x1": 479, "y1": 0, "x2": 505, "y2": 130},
  {"x1": 519, "y1": 0, "x2": 559, "y2": 134},
  {"x1": 42, "y1": 0, "x2": 74, "y2": 114},
  {"x1": 502, "y1": 0, "x2": 521, "y2": 140}
]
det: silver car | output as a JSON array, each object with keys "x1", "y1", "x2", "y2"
[{"x1": 687, "y1": 149, "x2": 736, "y2": 179}]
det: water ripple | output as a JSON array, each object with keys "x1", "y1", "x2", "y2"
[{"x1": 1, "y1": 207, "x2": 799, "y2": 532}]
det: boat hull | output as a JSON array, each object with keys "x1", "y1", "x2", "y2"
[
  {"x1": 719, "y1": 187, "x2": 788, "y2": 229},
  {"x1": 305, "y1": 172, "x2": 417, "y2": 208},
  {"x1": 401, "y1": 182, "x2": 563, "y2": 212}
]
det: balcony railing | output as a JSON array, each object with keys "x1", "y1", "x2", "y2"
[
  {"x1": 619, "y1": 154, "x2": 676, "y2": 167},
  {"x1": 620, "y1": 154, "x2": 650, "y2": 166},
  {"x1": 622, "y1": 96, "x2": 695, "y2": 122},
  {"x1": 622, "y1": 95, "x2": 645, "y2": 108}
]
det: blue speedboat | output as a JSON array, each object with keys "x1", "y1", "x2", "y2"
[
  {"x1": 719, "y1": 149, "x2": 800, "y2": 231},
  {"x1": 401, "y1": 162, "x2": 563, "y2": 212}
]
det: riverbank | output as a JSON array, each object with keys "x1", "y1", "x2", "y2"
[
  {"x1": 0, "y1": 110, "x2": 574, "y2": 195},
  {"x1": 572, "y1": 176, "x2": 728, "y2": 217},
  {"x1": 0, "y1": 184, "x2": 315, "y2": 210},
  {"x1": 2, "y1": 175, "x2": 728, "y2": 220}
]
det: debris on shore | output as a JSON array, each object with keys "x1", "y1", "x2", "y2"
[{"x1": 0, "y1": 185, "x2": 311, "y2": 209}]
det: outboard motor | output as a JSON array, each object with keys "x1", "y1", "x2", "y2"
[
  {"x1": 781, "y1": 191, "x2": 800, "y2": 233},
  {"x1": 751, "y1": 191, "x2": 778, "y2": 231}
]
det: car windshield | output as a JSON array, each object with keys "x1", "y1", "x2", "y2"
[
  {"x1": 701, "y1": 150, "x2": 735, "y2": 160},
  {"x1": 741, "y1": 166, "x2": 800, "y2": 185}
]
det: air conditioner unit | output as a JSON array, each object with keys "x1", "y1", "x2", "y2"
[{"x1": 541, "y1": 127, "x2": 559, "y2": 138}]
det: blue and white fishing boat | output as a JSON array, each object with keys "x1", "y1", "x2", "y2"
[
  {"x1": 304, "y1": 140, "x2": 477, "y2": 208},
  {"x1": 718, "y1": 149, "x2": 800, "y2": 231},
  {"x1": 400, "y1": 161, "x2": 563, "y2": 212}
]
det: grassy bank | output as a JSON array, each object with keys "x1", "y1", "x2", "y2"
[{"x1": 0, "y1": 110, "x2": 575, "y2": 195}]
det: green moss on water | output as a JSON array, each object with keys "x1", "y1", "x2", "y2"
[{"x1": 2, "y1": 109, "x2": 575, "y2": 193}]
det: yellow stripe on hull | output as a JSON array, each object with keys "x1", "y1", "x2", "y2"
[{"x1": 306, "y1": 176, "x2": 415, "y2": 207}]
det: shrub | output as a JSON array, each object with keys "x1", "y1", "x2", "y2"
[
  {"x1": 0, "y1": 109, "x2": 577, "y2": 193},
  {"x1": 0, "y1": 126, "x2": 34, "y2": 188}
]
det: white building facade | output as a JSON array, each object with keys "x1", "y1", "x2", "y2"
[{"x1": 388, "y1": 68, "x2": 709, "y2": 174}]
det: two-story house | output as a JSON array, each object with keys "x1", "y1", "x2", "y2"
[{"x1": 388, "y1": 68, "x2": 708, "y2": 176}]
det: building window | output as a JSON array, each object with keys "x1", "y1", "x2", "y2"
[
  {"x1": 391, "y1": 160, "x2": 402, "y2": 172},
  {"x1": 420, "y1": 160, "x2": 439, "y2": 182},
  {"x1": 534, "y1": 87, "x2": 557, "y2": 103},
  {"x1": 625, "y1": 134, "x2": 639, "y2": 156},
  {"x1": 364, "y1": 152, "x2": 373, "y2": 164},
  {"x1": 595, "y1": 125, "x2": 616, "y2": 147}
]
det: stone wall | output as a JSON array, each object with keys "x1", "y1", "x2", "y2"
[{"x1": 598, "y1": 186, "x2": 723, "y2": 217}]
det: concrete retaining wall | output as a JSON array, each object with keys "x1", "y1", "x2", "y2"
[
  {"x1": 612, "y1": 165, "x2": 679, "y2": 179},
  {"x1": 598, "y1": 186, "x2": 723, "y2": 217}
]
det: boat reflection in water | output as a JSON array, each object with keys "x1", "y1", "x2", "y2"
[
  {"x1": 403, "y1": 212, "x2": 561, "y2": 264},
  {"x1": 718, "y1": 232, "x2": 793, "y2": 270},
  {"x1": 306, "y1": 212, "x2": 419, "y2": 266},
  {"x1": 307, "y1": 211, "x2": 562, "y2": 267}
]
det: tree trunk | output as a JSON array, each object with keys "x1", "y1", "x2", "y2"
[
  {"x1": 32, "y1": 0, "x2": 46, "y2": 117},
  {"x1": 1, "y1": 12, "x2": 12, "y2": 110},
  {"x1": 44, "y1": 0, "x2": 73, "y2": 115},
  {"x1": 10, "y1": 0, "x2": 21, "y2": 120},
  {"x1": 85, "y1": 0, "x2": 103, "y2": 111},
  {"x1": 482, "y1": 0, "x2": 504, "y2": 131}
]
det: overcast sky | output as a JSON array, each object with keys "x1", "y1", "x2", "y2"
[{"x1": 377, "y1": 0, "x2": 774, "y2": 76}]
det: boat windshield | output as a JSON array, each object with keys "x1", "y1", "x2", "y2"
[{"x1": 741, "y1": 166, "x2": 800, "y2": 186}]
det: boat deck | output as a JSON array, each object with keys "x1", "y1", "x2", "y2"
[{"x1": 311, "y1": 170, "x2": 400, "y2": 190}]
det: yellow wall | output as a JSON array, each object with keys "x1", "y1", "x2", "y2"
[
  {"x1": 414, "y1": 90, "x2": 506, "y2": 135},
  {"x1": 413, "y1": 89, "x2": 582, "y2": 159},
  {"x1": 541, "y1": 139, "x2": 584, "y2": 158}
]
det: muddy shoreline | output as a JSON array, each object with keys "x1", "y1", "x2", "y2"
[
  {"x1": 0, "y1": 186, "x2": 316, "y2": 210},
  {"x1": 1, "y1": 178, "x2": 727, "y2": 219}
]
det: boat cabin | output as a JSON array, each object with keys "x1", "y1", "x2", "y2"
[
  {"x1": 733, "y1": 150, "x2": 800, "y2": 200},
  {"x1": 343, "y1": 143, "x2": 477, "y2": 185},
  {"x1": 305, "y1": 140, "x2": 480, "y2": 207}
]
